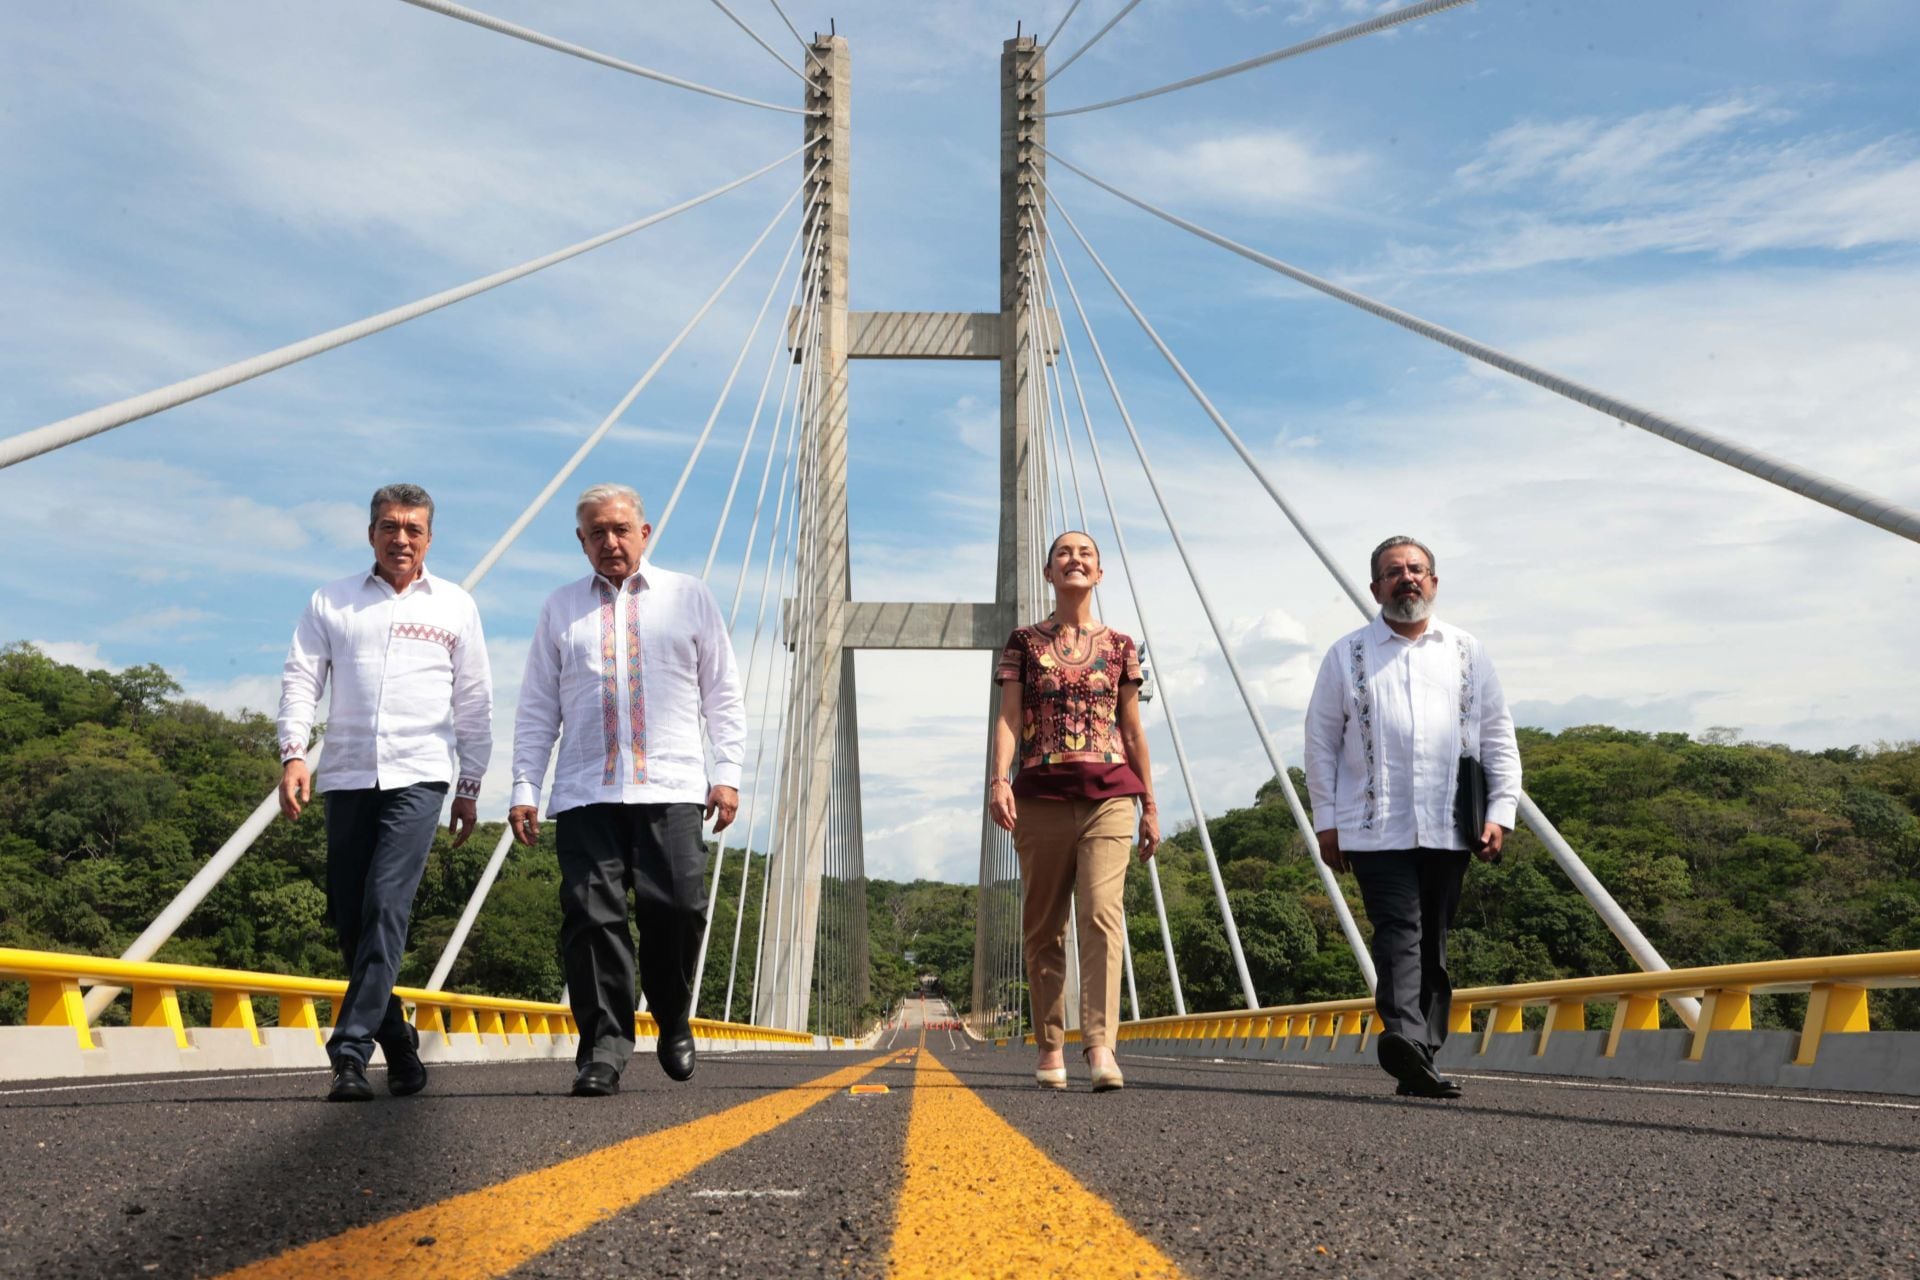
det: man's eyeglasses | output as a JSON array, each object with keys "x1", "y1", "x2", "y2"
[{"x1": 1375, "y1": 565, "x2": 1432, "y2": 582}]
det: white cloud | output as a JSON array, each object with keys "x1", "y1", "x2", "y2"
[
  {"x1": 1080, "y1": 128, "x2": 1371, "y2": 214},
  {"x1": 27, "y1": 639, "x2": 110, "y2": 671},
  {"x1": 1405, "y1": 95, "x2": 1920, "y2": 273}
]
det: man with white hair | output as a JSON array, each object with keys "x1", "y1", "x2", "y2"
[
  {"x1": 510, "y1": 483, "x2": 745, "y2": 1096},
  {"x1": 1304, "y1": 535, "x2": 1521, "y2": 1099},
  {"x1": 277, "y1": 482, "x2": 492, "y2": 1103}
]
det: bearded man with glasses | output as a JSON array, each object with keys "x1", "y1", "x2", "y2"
[{"x1": 1303, "y1": 535, "x2": 1521, "y2": 1099}]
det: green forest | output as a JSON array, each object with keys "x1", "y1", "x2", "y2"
[{"x1": 4, "y1": 642, "x2": 1918, "y2": 1032}]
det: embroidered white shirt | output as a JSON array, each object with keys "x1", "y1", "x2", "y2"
[
  {"x1": 511, "y1": 560, "x2": 746, "y2": 816},
  {"x1": 276, "y1": 566, "x2": 493, "y2": 797},
  {"x1": 1303, "y1": 613, "x2": 1520, "y2": 852}
]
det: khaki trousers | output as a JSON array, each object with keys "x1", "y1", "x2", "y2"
[{"x1": 1013, "y1": 796, "x2": 1135, "y2": 1052}]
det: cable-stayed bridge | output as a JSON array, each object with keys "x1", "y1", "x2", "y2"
[{"x1": 4, "y1": 3, "x2": 1919, "y2": 1276}]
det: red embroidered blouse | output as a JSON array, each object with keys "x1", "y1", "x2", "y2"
[{"x1": 994, "y1": 621, "x2": 1146, "y2": 802}]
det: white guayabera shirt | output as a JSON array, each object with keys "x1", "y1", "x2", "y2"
[
  {"x1": 511, "y1": 559, "x2": 746, "y2": 817},
  {"x1": 276, "y1": 566, "x2": 493, "y2": 798},
  {"x1": 1303, "y1": 613, "x2": 1521, "y2": 853}
]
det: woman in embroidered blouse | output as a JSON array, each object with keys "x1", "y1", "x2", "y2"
[{"x1": 990, "y1": 530, "x2": 1160, "y2": 1092}]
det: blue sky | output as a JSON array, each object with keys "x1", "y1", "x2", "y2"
[{"x1": 4, "y1": 1, "x2": 1917, "y2": 886}]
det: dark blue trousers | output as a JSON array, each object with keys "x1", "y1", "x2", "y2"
[
  {"x1": 1349, "y1": 848, "x2": 1470, "y2": 1058},
  {"x1": 556, "y1": 802, "x2": 709, "y2": 1072},
  {"x1": 322, "y1": 782, "x2": 445, "y2": 1068}
]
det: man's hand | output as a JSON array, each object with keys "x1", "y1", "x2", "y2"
[
  {"x1": 705, "y1": 785, "x2": 740, "y2": 833},
  {"x1": 1316, "y1": 828, "x2": 1347, "y2": 875},
  {"x1": 509, "y1": 804, "x2": 540, "y2": 847},
  {"x1": 988, "y1": 778, "x2": 1016, "y2": 832},
  {"x1": 448, "y1": 797, "x2": 477, "y2": 848},
  {"x1": 1476, "y1": 821, "x2": 1507, "y2": 863},
  {"x1": 1137, "y1": 805, "x2": 1161, "y2": 861},
  {"x1": 278, "y1": 759, "x2": 311, "y2": 821}
]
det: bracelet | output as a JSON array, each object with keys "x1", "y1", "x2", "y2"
[{"x1": 988, "y1": 777, "x2": 1011, "y2": 789}]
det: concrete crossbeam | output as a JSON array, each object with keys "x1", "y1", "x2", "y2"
[
  {"x1": 781, "y1": 600, "x2": 1015, "y2": 650},
  {"x1": 785, "y1": 309, "x2": 1059, "y2": 360}
]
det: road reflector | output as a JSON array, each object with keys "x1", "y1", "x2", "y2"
[{"x1": 848, "y1": 1084, "x2": 891, "y2": 1096}]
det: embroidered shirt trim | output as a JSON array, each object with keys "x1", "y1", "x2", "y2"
[{"x1": 1348, "y1": 636, "x2": 1378, "y2": 830}]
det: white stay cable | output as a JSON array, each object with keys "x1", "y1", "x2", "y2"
[
  {"x1": 789, "y1": 289, "x2": 832, "y2": 1027},
  {"x1": 776, "y1": 310, "x2": 823, "y2": 1028},
  {"x1": 650, "y1": 170, "x2": 822, "y2": 551},
  {"x1": 1041, "y1": 0, "x2": 1085, "y2": 51},
  {"x1": 701, "y1": 224, "x2": 826, "y2": 581},
  {"x1": 725, "y1": 622, "x2": 791, "y2": 1021},
  {"x1": 2, "y1": 147, "x2": 804, "y2": 472},
  {"x1": 1043, "y1": 148, "x2": 1920, "y2": 548},
  {"x1": 1043, "y1": 0, "x2": 1472, "y2": 118},
  {"x1": 460, "y1": 171, "x2": 815, "y2": 589},
  {"x1": 396, "y1": 0, "x2": 814, "y2": 115},
  {"x1": 707, "y1": 0, "x2": 809, "y2": 83},
  {"x1": 725, "y1": 321, "x2": 810, "y2": 1021},
  {"x1": 1035, "y1": 0, "x2": 1145, "y2": 90},
  {"x1": 727, "y1": 253, "x2": 829, "y2": 627},
  {"x1": 741, "y1": 290, "x2": 815, "y2": 1019},
  {"x1": 767, "y1": 0, "x2": 829, "y2": 70},
  {"x1": 691, "y1": 431, "x2": 801, "y2": 1014},
  {"x1": 1037, "y1": 228, "x2": 1263, "y2": 1010},
  {"x1": 408, "y1": 177, "x2": 814, "y2": 997},
  {"x1": 1042, "y1": 191, "x2": 1376, "y2": 989},
  {"x1": 80, "y1": 171, "x2": 810, "y2": 1021},
  {"x1": 1044, "y1": 181, "x2": 1700, "y2": 1024},
  {"x1": 693, "y1": 301, "x2": 813, "y2": 1012},
  {"x1": 764, "y1": 298, "x2": 825, "y2": 1025},
  {"x1": 430, "y1": 184, "x2": 811, "y2": 1001}
]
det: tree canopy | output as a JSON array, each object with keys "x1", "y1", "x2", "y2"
[{"x1": 3, "y1": 642, "x2": 1915, "y2": 1034}]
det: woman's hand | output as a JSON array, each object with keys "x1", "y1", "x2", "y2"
[
  {"x1": 989, "y1": 777, "x2": 1017, "y2": 832},
  {"x1": 1137, "y1": 803, "x2": 1161, "y2": 860}
]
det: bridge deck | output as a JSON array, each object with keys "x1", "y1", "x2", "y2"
[{"x1": 3, "y1": 1035, "x2": 1915, "y2": 1278}]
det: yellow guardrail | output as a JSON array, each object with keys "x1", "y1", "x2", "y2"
[
  {"x1": 1114, "y1": 950, "x2": 1920, "y2": 1069},
  {"x1": 0, "y1": 947, "x2": 813, "y2": 1051}
]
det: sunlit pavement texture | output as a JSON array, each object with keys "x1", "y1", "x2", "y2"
[{"x1": 3, "y1": 1034, "x2": 1916, "y2": 1279}]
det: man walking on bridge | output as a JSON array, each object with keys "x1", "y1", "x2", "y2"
[
  {"x1": 510, "y1": 483, "x2": 745, "y2": 1097},
  {"x1": 1304, "y1": 536, "x2": 1520, "y2": 1099},
  {"x1": 277, "y1": 482, "x2": 494, "y2": 1103}
]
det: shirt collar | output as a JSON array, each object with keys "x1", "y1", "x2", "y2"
[
  {"x1": 365, "y1": 564, "x2": 435, "y2": 597},
  {"x1": 591, "y1": 558, "x2": 654, "y2": 595}
]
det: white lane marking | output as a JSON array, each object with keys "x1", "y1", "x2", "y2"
[
  {"x1": 691, "y1": 1188, "x2": 804, "y2": 1199},
  {"x1": 0, "y1": 1068, "x2": 332, "y2": 1098},
  {"x1": 1125, "y1": 1054, "x2": 1920, "y2": 1113},
  {"x1": 1450, "y1": 1072, "x2": 1920, "y2": 1112}
]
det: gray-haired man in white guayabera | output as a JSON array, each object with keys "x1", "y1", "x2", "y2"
[
  {"x1": 1304, "y1": 535, "x2": 1520, "y2": 1100},
  {"x1": 509, "y1": 483, "x2": 745, "y2": 1098},
  {"x1": 277, "y1": 482, "x2": 493, "y2": 1103}
]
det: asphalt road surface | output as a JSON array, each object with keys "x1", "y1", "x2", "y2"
[{"x1": 2, "y1": 1036, "x2": 1915, "y2": 1278}]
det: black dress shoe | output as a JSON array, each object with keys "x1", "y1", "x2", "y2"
[
  {"x1": 1396, "y1": 1076, "x2": 1464, "y2": 1099},
  {"x1": 327, "y1": 1059, "x2": 374, "y2": 1103},
  {"x1": 381, "y1": 1025, "x2": 428, "y2": 1098},
  {"x1": 1377, "y1": 1031, "x2": 1428, "y2": 1083},
  {"x1": 656, "y1": 1029, "x2": 696, "y2": 1082},
  {"x1": 571, "y1": 1062, "x2": 620, "y2": 1097}
]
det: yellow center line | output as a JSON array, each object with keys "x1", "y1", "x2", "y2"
[
  {"x1": 889, "y1": 1049, "x2": 1186, "y2": 1279},
  {"x1": 217, "y1": 1053, "x2": 895, "y2": 1280}
]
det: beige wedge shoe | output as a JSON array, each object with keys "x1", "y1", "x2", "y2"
[{"x1": 1035, "y1": 1066, "x2": 1068, "y2": 1089}]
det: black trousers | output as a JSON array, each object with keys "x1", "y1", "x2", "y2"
[
  {"x1": 1349, "y1": 848, "x2": 1470, "y2": 1058},
  {"x1": 555, "y1": 802, "x2": 708, "y2": 1071},
  {"x1": 322, "y1": 782, "x2": 445, "y2": 1068}
]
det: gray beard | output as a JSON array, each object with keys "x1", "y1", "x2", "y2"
[{"x1": 1382, "y1": 593, "x2": 1432, "y2": 624}]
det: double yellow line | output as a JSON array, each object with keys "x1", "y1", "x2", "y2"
[{"x1": 222, "y1": 1040, "x2": 1183, "y2": 1279}]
